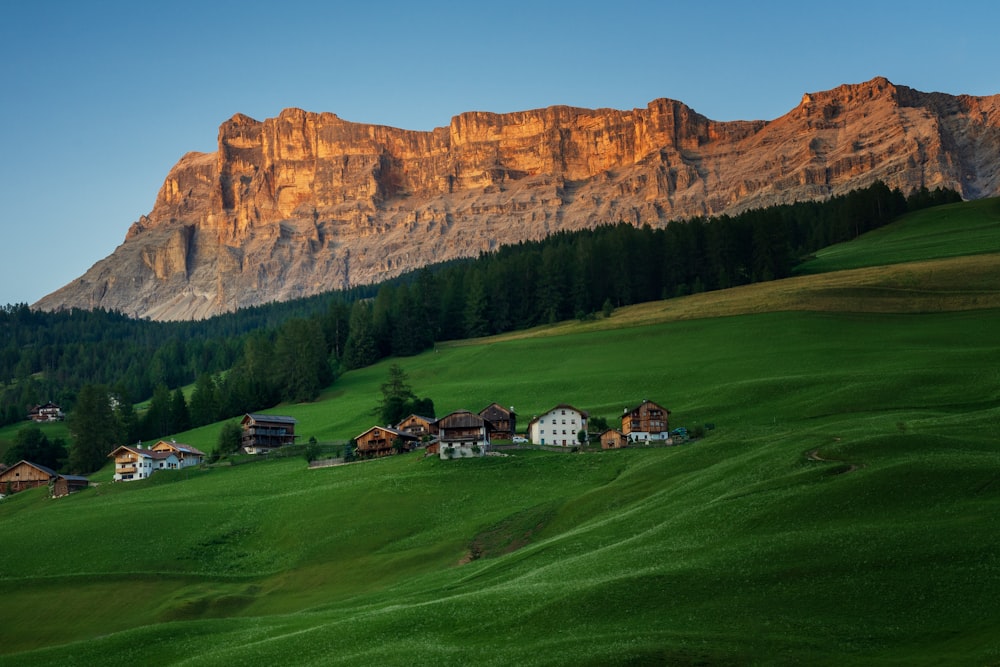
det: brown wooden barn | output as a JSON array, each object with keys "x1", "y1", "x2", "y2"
[
  {"x1": 600, "y1": 429, "x2": 628, "y2": 449},
  {"x1": 478, "y1": 403, "x2": 517, "y2": 440},
  {"x1": 395, "y1": 414, "x2": 439, "y2": 438},
  {"x1": 52, "y1": 474, "x2": 89, "y2": 497},
  {"x1": 0, "y1": 460, "x2": 57, "y2": 494},
  {"x1": 354, "y1": 426, "x2": 419, "y2": 458}
]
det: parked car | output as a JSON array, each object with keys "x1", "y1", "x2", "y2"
[{"x1": 512, "y1": 436, "x2": 528, "y2": 444}]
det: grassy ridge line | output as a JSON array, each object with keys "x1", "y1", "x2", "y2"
[
  {"x1": 457, "y1": 252, "x2": 1000, "y2": 345},
  {"x1": 796, "y1": 196, "x2": 1000, "y2": 274}
]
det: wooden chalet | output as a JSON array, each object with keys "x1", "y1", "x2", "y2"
[
  {"x1": 395, "y1": 414, "x2": 439, "y2": 439},
  {"x1": 0, "y1": 460, "x2": 57, "y2": 493},
  {"x1": 354, "y1": 426, "x2": 419, "y2": 458},
  {"x1": 621, "y1": 400, "x2": 671, "y2": 442},
  {"x1": 241, "y1": 414, "x2": 298, "y2": 454},
  {"x1": 527, "y1": 404, "x2": 589, "y2": 447},
  {"x1": 437, "y1": 410, "x2": 492, "y2": 459},
  {"x1": 151, "y1": 440, "x2": 206, "y2": 467},
  {"x1": 600, "y1": 429, "x2": 628, "y2": 450},
  {"x1": 27, "y1": 402, "x2": 64, "y2": 423},
  {"x1": 478, "y1": 403, "x2": 517, "y2": 440}
]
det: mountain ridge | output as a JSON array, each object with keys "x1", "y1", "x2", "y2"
[{"x1": 34, "y1": 77, "x2": 1000, "y2": 320}]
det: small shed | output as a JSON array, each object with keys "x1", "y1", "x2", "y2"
[
  {"x1": 52, "y1": 474, "x2": 89, "y2": 497},
  {"x1": 600, "y1": 429, "x2": 628, "y2": 450}
]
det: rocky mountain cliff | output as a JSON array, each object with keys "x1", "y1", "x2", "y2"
[{"x1": 34, "y1": 77, "x2": 1000, "y2": 320}]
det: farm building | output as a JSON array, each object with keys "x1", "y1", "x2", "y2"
[
  {"x1": 395, "y1": 414, "x2": 438, "y2": 438},
  {"x1": 241, "y1": 414, "x2": 298, "y2": 454},
  {"x1": 52, "y1": 474, "x2": 90, "y2": 497},
  {"x1": 600, "y1": 429, "x2": 628, "y2": 449},
  {"x1": 108, "y1": 444, "x2": 179, "y2": 481},
  {"x1": 621, "y1": 400, "x2": 671, "y2": 442},
  {"x1": 437, "y1": 411, "x2": 492, "y2": 459},
  {"x1": 0, "y1": 460, "x2": 58, "y2": 493},
  {"x1": 479, "y1": 403, "x2": 517, "y2": 440},
  {"x1": 527, "y1": 404, "x2": 589, "y2": 447},
  {"x1": 354, "y1": 426, "x2": 419, "y2": 458}
]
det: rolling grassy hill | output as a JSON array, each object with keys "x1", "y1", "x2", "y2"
[{"x1": 1, "y1": 201, "x2": 999, "y2": 665}]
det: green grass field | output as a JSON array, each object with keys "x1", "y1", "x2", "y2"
[{"x1": 1, "y1": 201, "x2": 999, "y2": 665}]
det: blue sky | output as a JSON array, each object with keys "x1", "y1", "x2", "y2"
[{"x1": 1, "y1": 0, "x2": 997, "y2": 307}]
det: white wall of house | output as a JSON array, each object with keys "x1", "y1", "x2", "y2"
[
  {"x1": 627, "y1": 431, "x2": 672, "y2": 442},
  {"x1": 529, "y1": 407, "x2": 587, "y2": 446},
  {"x1": 114, "y1": 452, "x2": 179, "y2": 481},
  {"x1": 438, "y1": 432, "x2": 488, "y2": 459}
]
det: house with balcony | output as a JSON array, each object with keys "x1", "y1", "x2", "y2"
[
  {"x1": 437, "y1": 410, "x2": 492, "y2": 459},
  {"x1": 621, "y1": 399, "x2": 671, "y2": 442},
  {"x1": 354, "y1": 426, "x2": 419, "y2": 458},
  {"x1": 240, "y1": 414, "x2": 298, "y2": 454},
  {"x1": 108, "y1": 444, "x2": 179, "y2": 481},
  {"x1": 151, "y1": 440, "x2": 206, "y2": 467}
]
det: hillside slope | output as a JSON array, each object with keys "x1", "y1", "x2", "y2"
[
  {"x1": 34, "y1": 77, "x2": 1000, "y2": 320},
  {"x1": 3, "y1": 204, "x2": 1000, "y2": 664}
]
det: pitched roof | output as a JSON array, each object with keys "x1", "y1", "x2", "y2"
[
  {"x1": 355, "y1": 425, "x2": 419, "y2": 441},
  {"x1": 2, "y1": 460, "x2": 57, "y2": 478},
  {"x1": 58, "y1": 474, "x2": 90, "y2": 482},
  {"x1": 243, "y1": 413, "x2": 297, "y2": 425},
  {"x1": 108, "y1": 445, "x2": 174, "y2": 460},
  {"x1": 624, "y1": 399, "x2": 669, "y2": 414},
  {"x1": 438, "y1": 410, "x2": 491, "y2": 429},
  {"x1": 153, "y1": 440, "x2": 207, "y2": 456},
  {"x1": 527, "y1": 404, "x2": 590, "y2": 427}
]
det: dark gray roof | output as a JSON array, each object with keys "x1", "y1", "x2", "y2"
[{"x1": 245, "y1": 414, "x2": 297, "y2": 424}]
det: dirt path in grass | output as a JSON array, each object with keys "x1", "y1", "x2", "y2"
[{"x1": 806, "y1": 448, "x2": 863, "y2": 474}]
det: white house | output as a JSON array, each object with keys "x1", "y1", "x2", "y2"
[
  {"x1": 527, "y1": 404, "x2": 589, "y2": 447},
  {"x1": 107, "y1": 440, "x2": 203, "y2": 482},
  {"x1": 151, "y1": 440, "x2": 206, "y2": 467},
  {"x1": 108, "y1": 445, "x2": 178, "y2": 481}
]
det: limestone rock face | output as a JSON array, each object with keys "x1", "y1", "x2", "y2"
[{"x1": 35, "y1": 77, "x2": 1000, "y2": 320}]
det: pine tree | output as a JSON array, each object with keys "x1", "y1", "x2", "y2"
[
  {"x1": 68, "y1": 384, "x2": 119, "y2": 473},
  {"x1": 343, "y1": 301, "x2": 379, "y2": 370}
]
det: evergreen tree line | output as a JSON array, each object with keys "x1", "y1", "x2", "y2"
[
  {"x1": 0, "y1": 284, "x2": 379, "y2": 428},
  {"x1": 1, "y1": 183, "x2": 960, "y2": 444}
]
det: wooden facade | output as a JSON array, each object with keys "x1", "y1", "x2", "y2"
[
  {"x1": 478, "y1": 403, "x2": 517, "y2": 440},
  {"x1": 437, "y1": 411, "x2": 492, "y2": 458},
  {"x1": 354, "y1": 426, "x2": 419, "y2": 458},
  {"x1": 241, "y1": 414, "x2": 298, "y2": 454},
  {"x1": 0, "y1": 460, "x2": 56, "y2": 494},
  {"x1": 52, "y1": 474, "x2": 89, "y2": 497},
  {"x1": 395, "y1": 414, "x2": 438, "y2": 438},
  {"x1": 621, "y1": 400, "x2": 671, "y2": 440},
  {"x1": 600, "y1": 429, "x2": 628, "y2": 450},
  {"x1": 151, "y1": 440, "x2": 206, "y2": 467}
]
